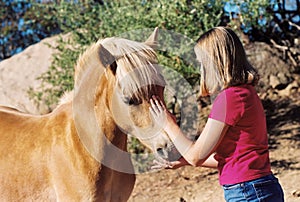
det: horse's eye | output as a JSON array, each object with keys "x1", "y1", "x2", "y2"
[
  {"x1": 129, "y1": 98, "x2": 142, "y2": 106},
  {"x1": 123, "y1": 97, "x2": 142, "y2": 106}
]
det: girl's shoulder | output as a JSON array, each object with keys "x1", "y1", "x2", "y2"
[
  {"x1": 225, "y1": 84, "x2": 254, "y2": 92},
  {"x1": 210, "y1": 85, "x2": 250, "y2": 126},
  {"x1": 223, "y1": 84, "x2": 255, "y2": 99},
  {"x1": 212, "y1": 84, "x2": 255, "y2": 108}
]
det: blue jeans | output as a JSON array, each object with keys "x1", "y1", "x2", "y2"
[{"x1": 222, "y1": 174, "x2": 284, "y2": 202}]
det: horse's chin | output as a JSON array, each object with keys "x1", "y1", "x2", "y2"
[{"x1": 167, "y1": 147, "x2": 182, "y2": 162}]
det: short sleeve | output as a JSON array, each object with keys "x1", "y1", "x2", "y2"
[{"x1": 209, "y1": 88, "x2": 244, "y2": 126}]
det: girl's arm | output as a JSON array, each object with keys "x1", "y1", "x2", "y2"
[
  {"x1": 197, "y1": 152, "x2": 218, "y2": 168},
  {"x1": 150, "y1": 96, "x2": 229, "y2": 167},
  {"x1": 152, "y1": 152, "x2": 218, "y2": 170},
  {"x1": 176, "y1": 153, "x2": 218, "y2": 169}
]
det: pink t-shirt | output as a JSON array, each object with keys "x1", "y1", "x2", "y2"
[{"x1": 209, "y1": 84, "x2": 272, "y2": 185}]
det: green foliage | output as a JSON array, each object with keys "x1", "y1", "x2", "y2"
[
  {"x1": 29, "y1": 0, "x2": 224, "y2": 108},
  {"x1": 28, "y1": 36, "x2": 79, "y2": 110},
  {"x1": 239, "y1": 0, "x2": 272, "y2": 27},
  {"x1": 225, "y1": 0, "x2": 272, "y2": 31}
]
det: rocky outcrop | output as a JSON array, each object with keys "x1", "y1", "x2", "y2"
[
  {"x1": 245, "y1": 42, "x2": 300, "y2": 101},
  {"x1": 0, "y1": 35, "x2": 61, "y2": 114}
]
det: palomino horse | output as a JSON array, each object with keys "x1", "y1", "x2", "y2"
[{"x1": 0, "y1": 28, "x2": 174, "y2": 201}]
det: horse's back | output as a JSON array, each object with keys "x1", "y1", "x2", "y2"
[
  {"x1": 0, "y1": 106, "x2": 23, "y2": 112},
  {"x1": 0, "y1": 106, "x2": 54, "y2": 200},
  {"x1": 0, "y1": 105, "x2": 45, "y2": 151}
]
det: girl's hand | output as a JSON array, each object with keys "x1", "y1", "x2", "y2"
[
  {"x1": 151, "y1": 157, "x2": 173, "y2": 170},
  {"x1": 149, "y1": 96, "x2": 175, "y2": 130},
  {"x1": 151, "y1": 156, "x2": 189, "y2": 170}
]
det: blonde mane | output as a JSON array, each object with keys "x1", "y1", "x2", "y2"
[
  {"x1": 74, "y1": 42, "x2": 106, "y2": 89},
  {"x1": 72, "y1": 37, "x2": 166, "y2": 104}
]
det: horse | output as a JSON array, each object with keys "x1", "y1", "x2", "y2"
[{"x1": 0, "y1": 28, "x2": 175, "y2": 201}]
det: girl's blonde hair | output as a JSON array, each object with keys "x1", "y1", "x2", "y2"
[{"x1": 194, "y1": 26, "x2": 259, "y2": 96}]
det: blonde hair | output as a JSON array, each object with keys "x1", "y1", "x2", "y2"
[{"x1": 194, "y1": 27, "x2": 259, "y2": 96}]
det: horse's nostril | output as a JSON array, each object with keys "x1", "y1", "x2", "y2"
[{"x1": 156, "y1": 148, "x2": 164, "y2": 156}]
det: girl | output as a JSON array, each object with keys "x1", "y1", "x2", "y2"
[{"x1": 150, "y1": 27, "x2": 284, "y2": 202}]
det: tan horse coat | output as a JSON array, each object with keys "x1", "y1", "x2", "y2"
[{"x1": 0, "y1": 28, "x2": 171, "y2": 201}]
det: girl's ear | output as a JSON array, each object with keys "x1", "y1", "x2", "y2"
[{"x1": 145, "y1": 27, "x2": 159, "y2": 50}]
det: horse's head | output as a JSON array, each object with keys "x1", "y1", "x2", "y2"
[
  {"x1": 73, "y1": 28, "x2": 179, "y2": 161},
  {"x1": 97, "y1": 29, "x2": 179, "y2": 160}
]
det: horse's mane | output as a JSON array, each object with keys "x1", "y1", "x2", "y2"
[
  {"x1": 71, "y1": 37, "x2": 165, "y2": 104},
  {"x1": 73, "y1": 42, "x2": 104, "y2": 88}
]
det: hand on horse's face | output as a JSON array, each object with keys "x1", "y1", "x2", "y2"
[{"x1": 149, "y1": 96, "x2": 174, "y2": 131}]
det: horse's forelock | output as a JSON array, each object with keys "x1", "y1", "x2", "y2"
[
  {"x1": 117, "y1": 63, "x2": 165, "y2": 101},
  {"x1": 103, "y1": 38, "x2": 165, "y2": 100}
]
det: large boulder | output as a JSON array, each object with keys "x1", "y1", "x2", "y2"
[
  {"x1": 0, "y1": 35, "x2": 62, "y2": 114},
  {"x1": 245, "y1": 42, "x2": 300, "y2": 100}
]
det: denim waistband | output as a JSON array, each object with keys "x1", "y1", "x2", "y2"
[{"x1": 222, "y1": 174, "x2": 277, "y2": 189}]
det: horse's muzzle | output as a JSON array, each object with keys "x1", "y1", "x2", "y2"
[{"x1": 156, "y1": 142, "x2": 181, "y2": 161}]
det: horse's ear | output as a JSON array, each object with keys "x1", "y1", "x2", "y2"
[
  {"x1": 98, "y1": 44, "x2": 117, "y2": 75},
  {"x1": 145, "y1": 27, "x2": 159, "y2": 50}
]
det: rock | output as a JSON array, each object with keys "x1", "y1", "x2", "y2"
[
  {"x1": 277, "y1": 72, "x2": 289, "y2": 85},
  {"x1": 0, "y1": 34, "x2": 68, "y2": 114},
  {"x1": 245, "y1": 42, "x2": 295, "y2": 92},
  {"x1": 292, "y1": 189, "x2": 300, "y2": 197},
  {"x1": 278, "y1": 80, "x2": 299, "y2": 97},
  {"x1": 269, "y1": 74, "x2": 281, "y2": 89}
]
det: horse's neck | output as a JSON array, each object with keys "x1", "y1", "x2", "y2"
[
  {"x1": 72, "y1": 49, "x2": 131, "y2": 174},
  {"x1": 73, "y1": 65, "x2": 129, "y2": 163}
]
